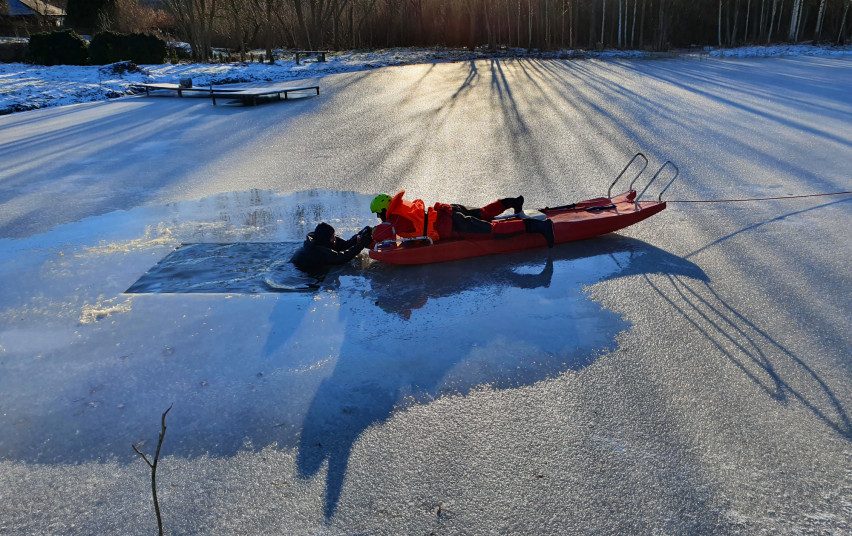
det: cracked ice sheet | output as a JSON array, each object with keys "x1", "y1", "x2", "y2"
[{"x1": 1, "y1": 55, "x2": 851, "y2": 534}]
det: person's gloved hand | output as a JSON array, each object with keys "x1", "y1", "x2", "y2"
[
  {"x1": 371, "y1": 222, "x2": 396, "y2": 243},
  {"x1": 355, "y1": 226, "x2": 372, "y2": 247}
]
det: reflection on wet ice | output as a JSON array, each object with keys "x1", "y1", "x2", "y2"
[{"x1": 0, "y1": 188, "x2": 707, "y2": 518}]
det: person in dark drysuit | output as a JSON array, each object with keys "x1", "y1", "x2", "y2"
[{"x1": 290, "y1": 222, "x2": 372, "y2": 276}]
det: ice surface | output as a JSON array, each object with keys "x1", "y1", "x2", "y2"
[
  {"x1": 1, "y1": 44, "x2": 849, "y2": 114},
  {"x1": 0, "y1": 55, "x2": 850, "y2": 534}
]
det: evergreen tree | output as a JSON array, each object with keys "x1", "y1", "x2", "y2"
[{"x1": 65, "y1": 0, "x2": 116, "y2": 33}]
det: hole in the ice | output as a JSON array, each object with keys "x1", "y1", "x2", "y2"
[{"x1": 125, "y1": 242, "x2": 317, "y2": 294}]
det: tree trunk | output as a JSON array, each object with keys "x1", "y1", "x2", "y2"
[
  {"x1": 601, "y1": 0, "x2": 606, "y2": 46},
  {"x1": 767, "y1": 0, "x2": 777, "y2": 42},
  {"x1": 630, "y1": 0, "x2": 637, "y2": 46},
  {"x1": 617, "y1": 0, "x2": 622, "y2": 47},
  {"x1": 814, "y1": 0, "x2": 826, "y2": 39},
  {"x1": 731, "y1": 0, "x2": 739, "y2": 46},
  {"x1": 528, "y1": 0, "x2": 532, "y2": 49},
  {"x1": 518, "y1": 0, "x2": 521, "y2": 47},
  {"x1": 589, "y1": 0, "x2": 596, "y2": 46},
  {"x1": 788, "y1": 0, "x2": 801, "y2": 41},
  {"x1": 744, "y1": 0, "x2": 751, "y2": 42},
  {"x1": 349, "y1": 2, "x2": 354, "y2": 48},
  {"x1": 292, "y1": 0, "x2": 312, "y2": 49},
  {"x1": 797, "y1": 2, "x2": 807, "y2": 42},
  {"x1": 718, "y1": 0, "x2": 723, "y2": 46},
  {"x1": 573, "y1": 0, "x2": 578, "y2": 47}
]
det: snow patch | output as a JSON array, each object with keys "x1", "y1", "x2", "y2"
[
  {"x1": 79, "y1": 295, "x2": 133, "y2": 324},
  {"x1": 708, "y1": 43, "x2": 852, "y2": 58},
  {"x1": 82, "y1": 225, "x2": 177, "y2": 255}
]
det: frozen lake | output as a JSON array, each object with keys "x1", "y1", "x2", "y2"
[{"x1": 1, "y1": 56, "x2": 850, "y2": 533}]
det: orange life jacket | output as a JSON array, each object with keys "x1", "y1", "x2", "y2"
[{"x1": 386, "y1": 190, "x2": 440, "y2": 241}]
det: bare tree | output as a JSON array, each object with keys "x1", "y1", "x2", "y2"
[
  {"x1": 164, "y1": 0, "x2": 218, "y2": 61},
  {"x1": 226, "y1": 0, "x2": 263, "y2": 61}
]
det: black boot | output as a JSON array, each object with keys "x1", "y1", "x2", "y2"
[
  {"x1": 501, "y1": 195, "x2": 525, "y2": 214},
  {"x1": 524, "y1": 218, "x2": 555, "y2": 248}
]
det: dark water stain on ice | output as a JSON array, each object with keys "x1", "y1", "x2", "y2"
[{"x1": 0, "y1": 189, "x2": 709, "y2": 518}]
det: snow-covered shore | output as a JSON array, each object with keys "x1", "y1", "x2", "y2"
[
  {"x1": 707, "y1": 43, "x2": 852, "y2": 57},
  {"x1": 0, "y1": 44, "x2": 849, "y2": 115}
]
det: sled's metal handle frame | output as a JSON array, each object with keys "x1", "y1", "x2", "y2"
[
  {"x1": 656, "y1": 162, "x2": 681, "y2": 202},
  {"x1": 608, "y1": 152, "x2": 649, "y2": 198},
  {"x1": 634, "y1": 161, "x2": 680, "y2": 210}
]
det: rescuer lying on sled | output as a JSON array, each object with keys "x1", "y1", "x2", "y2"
[
  {"x1": 369, "y1": 191, "x2": 555, "y2": 247},
  {"x1": 290, "y1": 222, "x2": 372, "y2": 275}
]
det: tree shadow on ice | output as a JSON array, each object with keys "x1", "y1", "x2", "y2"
[
  {"x1": 645, "y1": 273, "x2": 851, "y2": 440},
  {"x1": 645, "y1": 200, "x2": 852, "y2": 441},
  {"x1": 291, "y1": 235, "x2": 708, "y2": 518}
]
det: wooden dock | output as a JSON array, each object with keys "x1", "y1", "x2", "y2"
[{"x1": 133, "y1": 83, "x2": 320, "y2": 106}]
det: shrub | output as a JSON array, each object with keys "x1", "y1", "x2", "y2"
[
  {"x1": 66, "y1": 0, "x2": 115, "y2": 34},
  {"x1": 0, "y1": 42, "x2": 28, "y2": 63},
  {"x1": 89, "y1": 31, "x2": 167, "y2": 65},
  {"x1": 167, "y1": 42, "x2": 192, "y2": 62},
  {"x1": 27, "y1": 30, "x2": 88, "y2": 66}
]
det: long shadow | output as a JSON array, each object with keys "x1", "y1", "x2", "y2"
[
  {"x1": 539, "y1": 58, "x2": 849, "y2": 201},
  {"x1": 450, "y1": 60, "x2": 479, "y2": 99},
  {"x1": 0, "y1": 98, "x2": 123, "y2": 129},
  {"x1": 345, "y1": 61, "x2": 477, "y2": 186},
  {"x1": 636, "y1": 195, "x2": 852, "y2": 440},
  {"x1": 616, "y1": 60, "x2": 852, "y2": 149},
  {"x1": 293, "y1": 235, "x2": 707, "y2": 518},
  {"x1": 0, "y1": 78, "x2": 335, "y2": 239},
  {"x1": 645, "y1": 273, "x2": 851, "y2": 439},
  {"x1": 686, "y1": 197, "x2": 851, "y2": 258}
]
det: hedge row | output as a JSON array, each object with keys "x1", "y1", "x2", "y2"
[
  {"x1": 27, "y1": 30, "x2": 167, "y2": 66},
  {"x1": 28, "y1": 30, "x2": 88, "y2": 66},
  {"x1": 89, "y1": 32, "x2": 167, "y2": 64}
]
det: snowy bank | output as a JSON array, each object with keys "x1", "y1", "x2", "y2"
[
  {"x1": 1, "y1": 44, "x2": 849, "y2": 115},
  {"x1": 707, "y1": 43, "x2": 852, "y2": 58}
]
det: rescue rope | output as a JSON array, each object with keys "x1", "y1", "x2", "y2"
[{"x1": 667, "y1": 191, "x2": 852, "y2": 203}]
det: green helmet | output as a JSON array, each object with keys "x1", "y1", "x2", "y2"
[{"x1": 370, "y1": 194, "x2": 392, "y2": 214}]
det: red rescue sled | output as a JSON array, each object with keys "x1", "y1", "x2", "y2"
[{"x1": 369, "y1": 154, "x2": 679, "y2": 266}]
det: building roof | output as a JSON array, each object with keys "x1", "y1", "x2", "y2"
[{"x1": 5, "y1": 0, "x2": 66, "y2": 17}]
